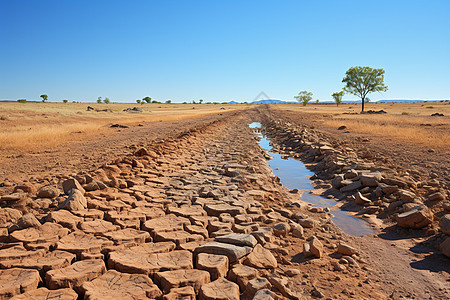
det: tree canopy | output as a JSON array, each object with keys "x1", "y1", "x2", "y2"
[
  {"x1": 142, "y1": 97, "x2": 151, "y2": 103},
  {"x1": 294, "y1": 91, "x2": 313, "y2": 106},
  {"x1": 332, "y1": 91, "x2": 344, "y2": 106},
  {"x1": 342, "y1": 66, "x2": 388, "y2": 112},
  {"x1": 40, "y1": 94, "x2": 48, "y2": 102}
]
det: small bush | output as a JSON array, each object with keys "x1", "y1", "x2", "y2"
[
  {"x1": 401, "y1": 112, "x2": 409, "y2": 115},
  {"x1": 17, "y1": 99, "x2": 27, "y2": 103}
]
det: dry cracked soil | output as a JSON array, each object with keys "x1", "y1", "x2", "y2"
[{"x1": 0, "y1": 107, "x2": 448, "y2": 299}]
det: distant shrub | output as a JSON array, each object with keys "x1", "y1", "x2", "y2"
[
  {"x1": 62, "y1": 99, "x2": 68, "y2": 103},
  {"x1": 401, "y1": 112, "x2": 409, "y2": 115},
  {"x1": 17, "y1": 99, "x2": 27, "y2": 103}
]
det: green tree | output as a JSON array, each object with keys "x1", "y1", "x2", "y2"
[
  {"x1": 136, "y1": 99, "x2": 141, "y2": 104},
  {"x1": 315, "y1": 99, "x2": 319, "y2": 104},
  {"x1": 332, "y1": 91, "x2": 344, "y2": 107},
  {"x1": 62, "y1": 99, "x2": 68, "y2": 103},
  {"x1": 199, "y1": 99, "x2": 203, "y2": 104},
  {"x1": 143, "y1": 97, "x2": 151, "y2": 103},
  {"x1": 40, "y1": 94, "x2": 48, "y2": 102},
  {"x1": 342, "y1": 66, "x2": 388, "y2": 112},
  {"x1": 17, "y1": 99, "x2": 27, "y2": 103},
  {"x1": 294, "y1": 91, "x2": 313, "y2": 106},
  {"x1": 97, "y1": 97, "x2": 102, "y2": 103},
  {"x1": 165, "y1": 100, "x2": 172, "y2": 104},
  {"x1": 103, "y1": 97, "x2": 110, "y2": 104}
]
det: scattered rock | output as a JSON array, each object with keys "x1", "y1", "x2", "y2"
[
  {"x1": 196, "y1": 253, "x2": 229, "y2": 280},
  {"x1": 10, "y1": 287, "x2": 77, "y2": 299},
  {"x1": 36, "y1": 186, "x2": 60, "y2": 198},
  {"x1": 195, "y1": 242, "x2": 252, "y2": 263},
  {"x1": 440, "y1": 237, "x2": 450, "y2": 257},
  {"x1": 0, "y1": 268, "x2": 41, "y2": 298},
  {"x1": 397, "y1": 205, "x2": 433, "y2": 229},
  {"x1": 155, "y1": 269, "x2": 210, "y2": 293},
  {"x1": 199, "y1": 278, "x2": 240, "y2": 300},
  {"x1": 439, "y1": 214, "x2": 450, "y2": 235},
  {"x1": 309, "y1": 236, "x2": 323, "y2": 258},
  {"x1": 243, "y1": 244, "x2": 277, "y2": 269},
  {"x1": 337, "y1": 243, "x2": 358, "y2": 256}
]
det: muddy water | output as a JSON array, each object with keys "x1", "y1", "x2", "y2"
[{"x1": 249, "y1": 122, "x2": 374, "y2": 236}]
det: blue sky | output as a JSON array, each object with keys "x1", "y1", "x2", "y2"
[{"x1": 1, "y1": 0, "x2": 449, "y2": 103}]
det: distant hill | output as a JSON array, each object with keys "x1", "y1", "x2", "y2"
[
  {"x1": 252, "y1": 99, "x2": 296, "y2": 104},
  {"x1": 228, "y1": 101, "x2": 239, "y2": 104}
]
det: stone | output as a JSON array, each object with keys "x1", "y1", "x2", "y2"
[
  {"x1": 168, "y1": 205, "x2": 207, "y2": 218},
  {"x1": 154, "y1": 230, "x2": 203, "y2": 245},
  {"x1": 57, "y1": 231, "x2": 113, "y2": 258},
  {"x1": 243, "y1": 244, "x2": 277, "y2": 269},
  {"x1": 14, "y1": 213, "x2": 41, "y2": 230},
  {"x1": 355, "y1": 192, "x2": 371, "y2": 206},
  {"x1": 291, "y1": 223, "x2": 304, "y2": 239},
  {"x1": 163, "y1": 286, "x2": 196, "y2": 300},
  {"x1": 195, "y1": 242, "x2": 252, "y2": 263},
  {"x1": 10, "y1": 223, "x2": 69, "y2": 248},
  {"x1": 108, "y1": 249, "x2": 193, "y2": 275},
  {"x1": 244, "y1": 277, "x2": 271, "y2": 298},
  {"x1": 47, "y1": 210, "x2": 82, "y2": 229},
  {"x1": 399, "y1": 190, "x2": 416, "y2": 203},
  {"x1": 204, "y1": 204, "x2": 245, "y2": 217},
  {"x1": 143, "y1": 214, "x2": 191, "y2": 234},
  {"x1": 309, "y1": 236, "x2": 323, "y2": 258},
  {"x1": 272, "y1": 222, "x2": 290, "y2": 237},
  {"x1": 81, "y1": 269, "x2": 162, "y2": 299},
  {"x1": 397, "y1": 205, "x2": 433, "y2": 229},
  {"x1": 58, "y1": 189, "x2": 87, "y2": 211},
  {"x1": 251, "y1": 228, "x2": 273, "y2": 245},
  {"x1": 0, "y1": 246, "x2": 44, "y2": 264},
  {"x1": 428, "y1": 192, "x2": 446, "y2": 202},
  {"x1": 440, "y1": 237, "x2": 450, "y2": 257},
  {"x1": 0, "y1": 208, "x2": 23, "y2": 227},
  {"x1": 46, "y1": 259, "x2": 106, "y2": 292},
  {"x1": 101, "y1": 228, "x2": 150, "y2": 245},
  {"x1": 215, "y1": 233, "x2": 257, "y2": 247},
  {"x1": 228, "y1": 264, "x2": 258, "y2": 291},
  {"x1": 285, "y1": 269, "x2": 300, "y2": 277},
  {"x1": 439, "y1": 214, "x2": 450, "y2": 235},
  {"x1": 0, "y1": 268, "x2": 41, "y2": 298},
  {"x1": 0, "y1": 250, "x2": 75, "y2": 274},
  {"x1": 185, "y1": 224, "x2": 209, "y2": 238},
  {"x1": 253, "y1": 289, "x2": 278, "y2": 300},
  {"x1": 337, "y1": 243, "x2": 358, "y2": 255},
  {"x1": 79, "y1": 219, "x2": 120, "y2": 235},
  {"x1": 340, "y1": 181, "x2": 362, "y2": 192},
  {"x1": 196, "y1": 253, "x2": 229, "y2": 280},
  {"x1": 268, "y1": 276, "x2": 300, "y2": 299},
  {"x1": 11, "y1": 287, "x2": 78, "y2": 299},
  {"x1": 62, "y1": 178, "x2": 85, "y2": 195},
  {"x1": 199, "y1": 278, "x2": 240, "y2": 300},
  {"x1": 36, "y1": 186, "x2": 60, "y2": 198},
  {"x1": 296, "y1": 218, "x2": 315, "y2": 228},
  {"x1": 155, "y1": 269, "x2": 210, "y2": 293},
  {"x1": 207, "y1": 221, "x2": 232, "y2": 234}
]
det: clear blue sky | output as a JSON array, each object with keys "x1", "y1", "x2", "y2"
[{"x1": 1, "y1": 0, "x2": 449, "y2": 103}]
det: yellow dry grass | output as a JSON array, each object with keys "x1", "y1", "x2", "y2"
[
  {"x1": 272, "y1": 102, "x2": 450, "y2": 148},
  {"x1": 0, "y1": 102, "x2": 249, "y2": 151}
]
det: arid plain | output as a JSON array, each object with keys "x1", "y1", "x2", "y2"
[{"x1": 0, "y1": 102, "x2": 449, "y2": 299}]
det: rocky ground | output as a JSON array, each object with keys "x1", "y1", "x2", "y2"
[{"x1": 0, "y1": 107, "x2": 448, "y2": 299}]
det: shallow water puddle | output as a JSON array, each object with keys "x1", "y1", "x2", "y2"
[{"x1": 249, "y1": 122, "x2": 374, "y2": 236}]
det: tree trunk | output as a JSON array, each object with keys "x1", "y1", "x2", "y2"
[{"x1": 361, "y1": 96, "x2": 365, "y2": 112}]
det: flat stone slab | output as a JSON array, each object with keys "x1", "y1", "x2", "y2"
[
  {"x1": 81, "y1": 269, "x2": 162, "y2": 299},
  {"x1": 168, "y1": 205, "x2": 207, "y2": 218},
  {"x1": 204, "y1": 204, "x2": 245, "y2": 217},
  {"x1": 130, "y1": 206, "x2": 165, "y2": 219},
  {"x1": 10, "y1": 287, "x2": 78, "y2": 300},
  {"x1": 215, "y1": 233, "x2": 257, "y2": 247},
  {"x1": 46, "y1": 259, "x2": 106, "y2": 292},
  {"x1": 0, "y1": 208, "x2": 22, "y2": 227},
  {"x1": 10, "y1": 223, "x2": 69, "y2": 246},
  {"x1": 101, "y1": 228, "x2": 150, "y2": 245},
  {"x1": 162, "y1": 286, "x2": 196, "y2": 300},
  {"x1": 79, "y1": 219, "x2": 119, "y2": 235},
  {"x1": 195, "y1": 242, "x2": 252, "y2": 263},
  {"x1": 196, "y1": 253, "x2": 229, "y2": 280},
  {"x1": 0, "y1": 250, "x2": 75, "y2": 273},
  {"x1": 47, "y1": 210, "x2": 82, "y2": 229},
  {"x1": 0, "y1": 268, "x2": 41, "y2": 298},
  {"x1": 154, "y1": 230, "x2": 204, "y2": 245},
  {"x1": 155, "y1": 269, "x2": 210, "y2": 293},
  {"x1": 199, "y1": 278, "x2": 240, "y2": 300},
  {"x1": 143, "y1": 214, "x2": 191, "y2": 233},
  {"x1": 0, "y1": 245, "x2": 44, "y2": 263},
  {"x1": 57, "y1": 231, "x2": 113, "y2": 258},
  {"x1": 108, "y1": 250, "x2": 193, "y2": 275}
]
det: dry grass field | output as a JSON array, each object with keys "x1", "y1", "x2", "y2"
[
  {"x1": 0, "y1": 102, "x2": 248, "y2": 151},
  {"x1": 273, "y1": 102, "x2": 450, "y2": 148}
]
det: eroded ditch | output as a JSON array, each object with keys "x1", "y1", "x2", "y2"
[{"x1": 250, "y1": 122, "x2": 374, "y2": 237}]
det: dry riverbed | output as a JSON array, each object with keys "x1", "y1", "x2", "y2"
[{"x1": 0, "y1": 106, "x2": 448, "y2": 299}]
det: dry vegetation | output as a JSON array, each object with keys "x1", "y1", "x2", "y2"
[
  {"x1": 273, "y1": 102, "x2": 450, "y2": 148},
  {"x1": 0, "y1": 102, "x2": 248, "y2": 151}
]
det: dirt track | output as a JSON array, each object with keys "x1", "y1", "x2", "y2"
[{"x1": 0, "y1": 107, "x2": 448, "y2": 299}]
